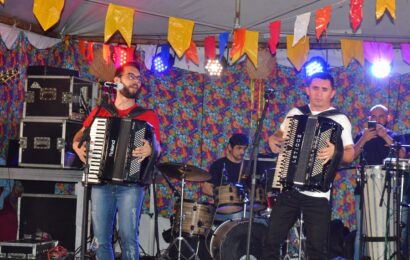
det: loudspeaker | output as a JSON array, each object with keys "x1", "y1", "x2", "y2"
[{"x1": 18, "y1": 194, "x2": 76, "y2": 252}]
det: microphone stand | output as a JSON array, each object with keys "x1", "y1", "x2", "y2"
[
  {"x1": 245, "y1": 88, "x2": 274, "y2": 260},
  {"x1": 79, "y1": 86, "x2": 108, "y2": 259},
  {"x1": 358, "y1": 156, "x2": 366, "y2": 259}
]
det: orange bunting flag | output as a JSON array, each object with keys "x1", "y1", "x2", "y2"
[
  {"x1": 104, "y1": 3, "x2": 134, "y2": 47},
  {"x1": 340, "y1": 39, "x2": 364, "y2": 67},
  {"x1": 316, "y1": 5, "x2": 331, "y2": 40},
  {"x1": 230, "y1": 28, "x2": 247, "y2": 63},
  {"x1": 103, "y1": 44, "x2": 111, "y2": 64},
  {"x1": 0, "y1": 0, "x2": 4, "y2": 5},
  {"x1": 376, "y1": 0, "x2": 396, "y2": 20},
  {"x1": 287, "y1": 35, "x2": 309, "y2": 71},
  {"x1": 33, "y1": 0, "x2": 65, "y2": 31},
  {"x1": 168, "y1": 17, "x2": 195, "y2": 58},
  {"x1": 244, "y1": 30, "x2": 259, "y2": 68},
  {"x1": 185, "y1": 41, "x2": 199, "y2": 66}
]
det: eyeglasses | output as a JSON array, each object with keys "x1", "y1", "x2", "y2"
[{"x1": 121, "y1": 73, "x2": 141, "y2": 83}]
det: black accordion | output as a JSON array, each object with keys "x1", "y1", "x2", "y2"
[
  {"x1": 85, "y1": 117, "x2": 156, "y2": 185},
  {"x1": 272, "y1": 114, "x2": 343, "y2": 192}
]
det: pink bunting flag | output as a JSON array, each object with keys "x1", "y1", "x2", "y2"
[
  {"x1": 269, "y1": 20, "x2": 281, "y2": 55},
  {"x1": 363, "y1": 41, "x2": 393, "y2": 64},
  {"x1": 400, "y1": 43, "x2": 410, "y2": 64}
]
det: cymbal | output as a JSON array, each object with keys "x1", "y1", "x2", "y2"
[{"x1": 157, "y1": 162, "x2": 211, "y2": 182}]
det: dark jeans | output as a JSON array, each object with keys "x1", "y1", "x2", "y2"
[{"x1": 262, "y1": 190, "x2": 331, "y2": 260}]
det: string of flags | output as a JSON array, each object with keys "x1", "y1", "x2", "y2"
[{"x1": 5, "y1": 0, "x2": 409, "y2": 72}]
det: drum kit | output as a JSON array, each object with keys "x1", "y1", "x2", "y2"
[{"x1": 156, "y1": 162, "x2": 275, "y2": 260}]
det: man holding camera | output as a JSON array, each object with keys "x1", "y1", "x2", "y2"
[{"x1": 353, "y1": 104, "x2": 405, "y2": 162}]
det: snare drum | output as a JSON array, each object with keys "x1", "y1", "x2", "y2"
[
  {"x1": 174, "y1": 200, "x2": 213, "y2": 236},
  {"x1": 214, "y1": 184, "x2": 243, "y2": 214},
  {"x1": 363, "y1": 165, "x2": 395, "y2": 259},
  {"x1": 210, "y1": 218, "x2": 267, "y2": 260},
  {"x1": 383, "y1": 157, "x2": 410, "y2": 171}
]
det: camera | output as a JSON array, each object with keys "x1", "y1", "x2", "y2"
[{"x1": 368, "y1": 121, "x2": 376, "y2": 129}]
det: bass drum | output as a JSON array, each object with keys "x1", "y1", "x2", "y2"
[{"x1": 210, "y1": 219, "x2": 267, "y2": 260}]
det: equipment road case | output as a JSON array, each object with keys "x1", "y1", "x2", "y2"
[
  {"x1": 23, "y1": 75, "x2": 94, "y2": 120},
  {"x1": 0, "y1": 239, "x2": 58, "y2": 259},
  {"x1": 18, "y1": 118, "x2": 83, "y2": 168}
]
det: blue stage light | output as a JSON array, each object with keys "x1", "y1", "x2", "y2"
[
  {"x1": 152, "y1": 44, "x2": 174, "y2": 73},
  {"x1": 371, "y1": 59, "x2": 391, "y2": 79},
  {"x1": 304, "y1": 56, "x2": 328, "y2": 77}
]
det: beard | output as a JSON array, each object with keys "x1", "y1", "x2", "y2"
[{"x1": 119, "y1": 82, "x2": 141, "y2": 99}]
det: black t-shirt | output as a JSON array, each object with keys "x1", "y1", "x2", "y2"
[
  {"x1": 209, "y1": 157, "x2": 242, "y2": 187},
  {"x1": 354, "y1": 129, "x2": 404, "y2": 165}
]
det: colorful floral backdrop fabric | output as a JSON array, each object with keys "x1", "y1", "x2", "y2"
[{"x1": 1, "y1": 34, "x2": 409, "y2": 230}]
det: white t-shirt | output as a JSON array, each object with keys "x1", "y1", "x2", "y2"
[{"x1": 279, "y1": 106, "x2": 354, "y2": 199}]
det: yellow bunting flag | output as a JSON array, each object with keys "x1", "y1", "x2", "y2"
[
  {"x1": 340, "y1": 39, "x2": 364, "y2": 67},
  {"x1": 33, "y1": 0, "x2": 65, "y2": 31},
  {"x1": 286, "y1": 35, "x2": 309, "y2": 71},
  {"x1": 376, "y1": 0, "x2": 396, "y2": 20},
  {"x1": 0, "y1": 0, "x2": 4, "y2": 5},
  {"x1": 104, "y1": 3, "x2": 134, "y2": 47},
  {"x1": 168, "y1": 17, "x2": 195, "y2": 58},
  {"x1": 244, "y1": 30, "x2": 259, "y2": 68}
]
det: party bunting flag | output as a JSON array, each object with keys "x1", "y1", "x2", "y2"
[
  {"x1": 204, "y1": 36, "x2": 216, "y2": 60},
  {"x1": 103, "y1": 44, "x2": 111, "y2": 64},
  {"x1": 87, "y1": 42, "x2": 94, "y2": 62},
  {"x1": 168, "y1": 17, "x2": 195, "y2": 58},
  {"x1": 316, "y1": 6, "x2": 331, "y2": 40},
  {"x1": 78, "y1": 40, "x2": 86, "y2": 59},
  {"x1": 244, "y1": 30, "x2": 259, "y2": 68},
  {"x1": 185, "y1": 41, "x2": 199, "y2": 65},
  {"x1": 219, "y1": 32, "x2": 229, "y2": 60},
  {"x1": 0, "y1": 0, "x2": 4, "y2": 5},
  {"x1": 287, "y1": 35, "x2": 309, "y2": 71},
  {"x1": 350, "y1": 0, "x2": 363, "y2": 32},
  {"x1": 376, "y1": 0, "x2": 396, "y2": 20},
  {"x1": 33, "y1": 0, "x2": 65, "y2": 31},
  {"x1": 340, "y1": 39, "x2": 364, "y2": 67},
  {"x1": 104, "y1": 3, "x2": 134, "y2": 47},
  {"x1": 230, "y1": 28, "x2": 246, "y2": 63},
  {"x1": 293, "y1": 12, "x2": 310, "y2": 46},
  {"x1": 401, "y1": 44, "x2": 410, "y2": 65},
  {"x1": 269, "y1": 21, "x2": 281, "y2": 55},
  {"x1": 363, "y1": 41, "x2": 393, "y2": 64}
]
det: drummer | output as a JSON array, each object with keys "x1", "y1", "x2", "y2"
[
  {"x1": 353, "y1": 104, "x2": 407, "y2": 259},
  {"x1": 202, "y1": 133, "x2": 249, "y2": 201}
]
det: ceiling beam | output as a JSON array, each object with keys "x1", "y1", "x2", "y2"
[{"x1": 0, "y1": 15, "x2": 60, "y2": 38}]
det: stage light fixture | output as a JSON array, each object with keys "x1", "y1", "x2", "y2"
[
  {"x1": 151, "y1": 44, "x2": 174, "y2": 73},
  {"x1": 371, "y1": 59, "x2": 391, "y2": 79},
  {"x1": 205, "y1": 59, "x2": 223, "y2": 76},
  {"x1": 304, "y1": 56, "x2": 328, "y2": 77}
]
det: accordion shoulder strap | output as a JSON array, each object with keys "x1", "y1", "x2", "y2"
[{"x1": 297, "y1": 105, "x2": 345, "y2": 117}]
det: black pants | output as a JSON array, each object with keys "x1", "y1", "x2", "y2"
[{"x1": 262, "y1": 190, "x2": 331, "y2": 260}]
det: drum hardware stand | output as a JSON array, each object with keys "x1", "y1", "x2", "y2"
[
  {"x1": 358, "y1": 156, "x2": 367, "y2": 259},
  {"x1": 244, "y1": 87, "x2": 274, "y2": 260},
  {"x1": 386, "y1": 143, "x2": 408, "y2": 260},
  {"x1": 161, "y1": 173, "x2": 199, "y2": 260}
]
